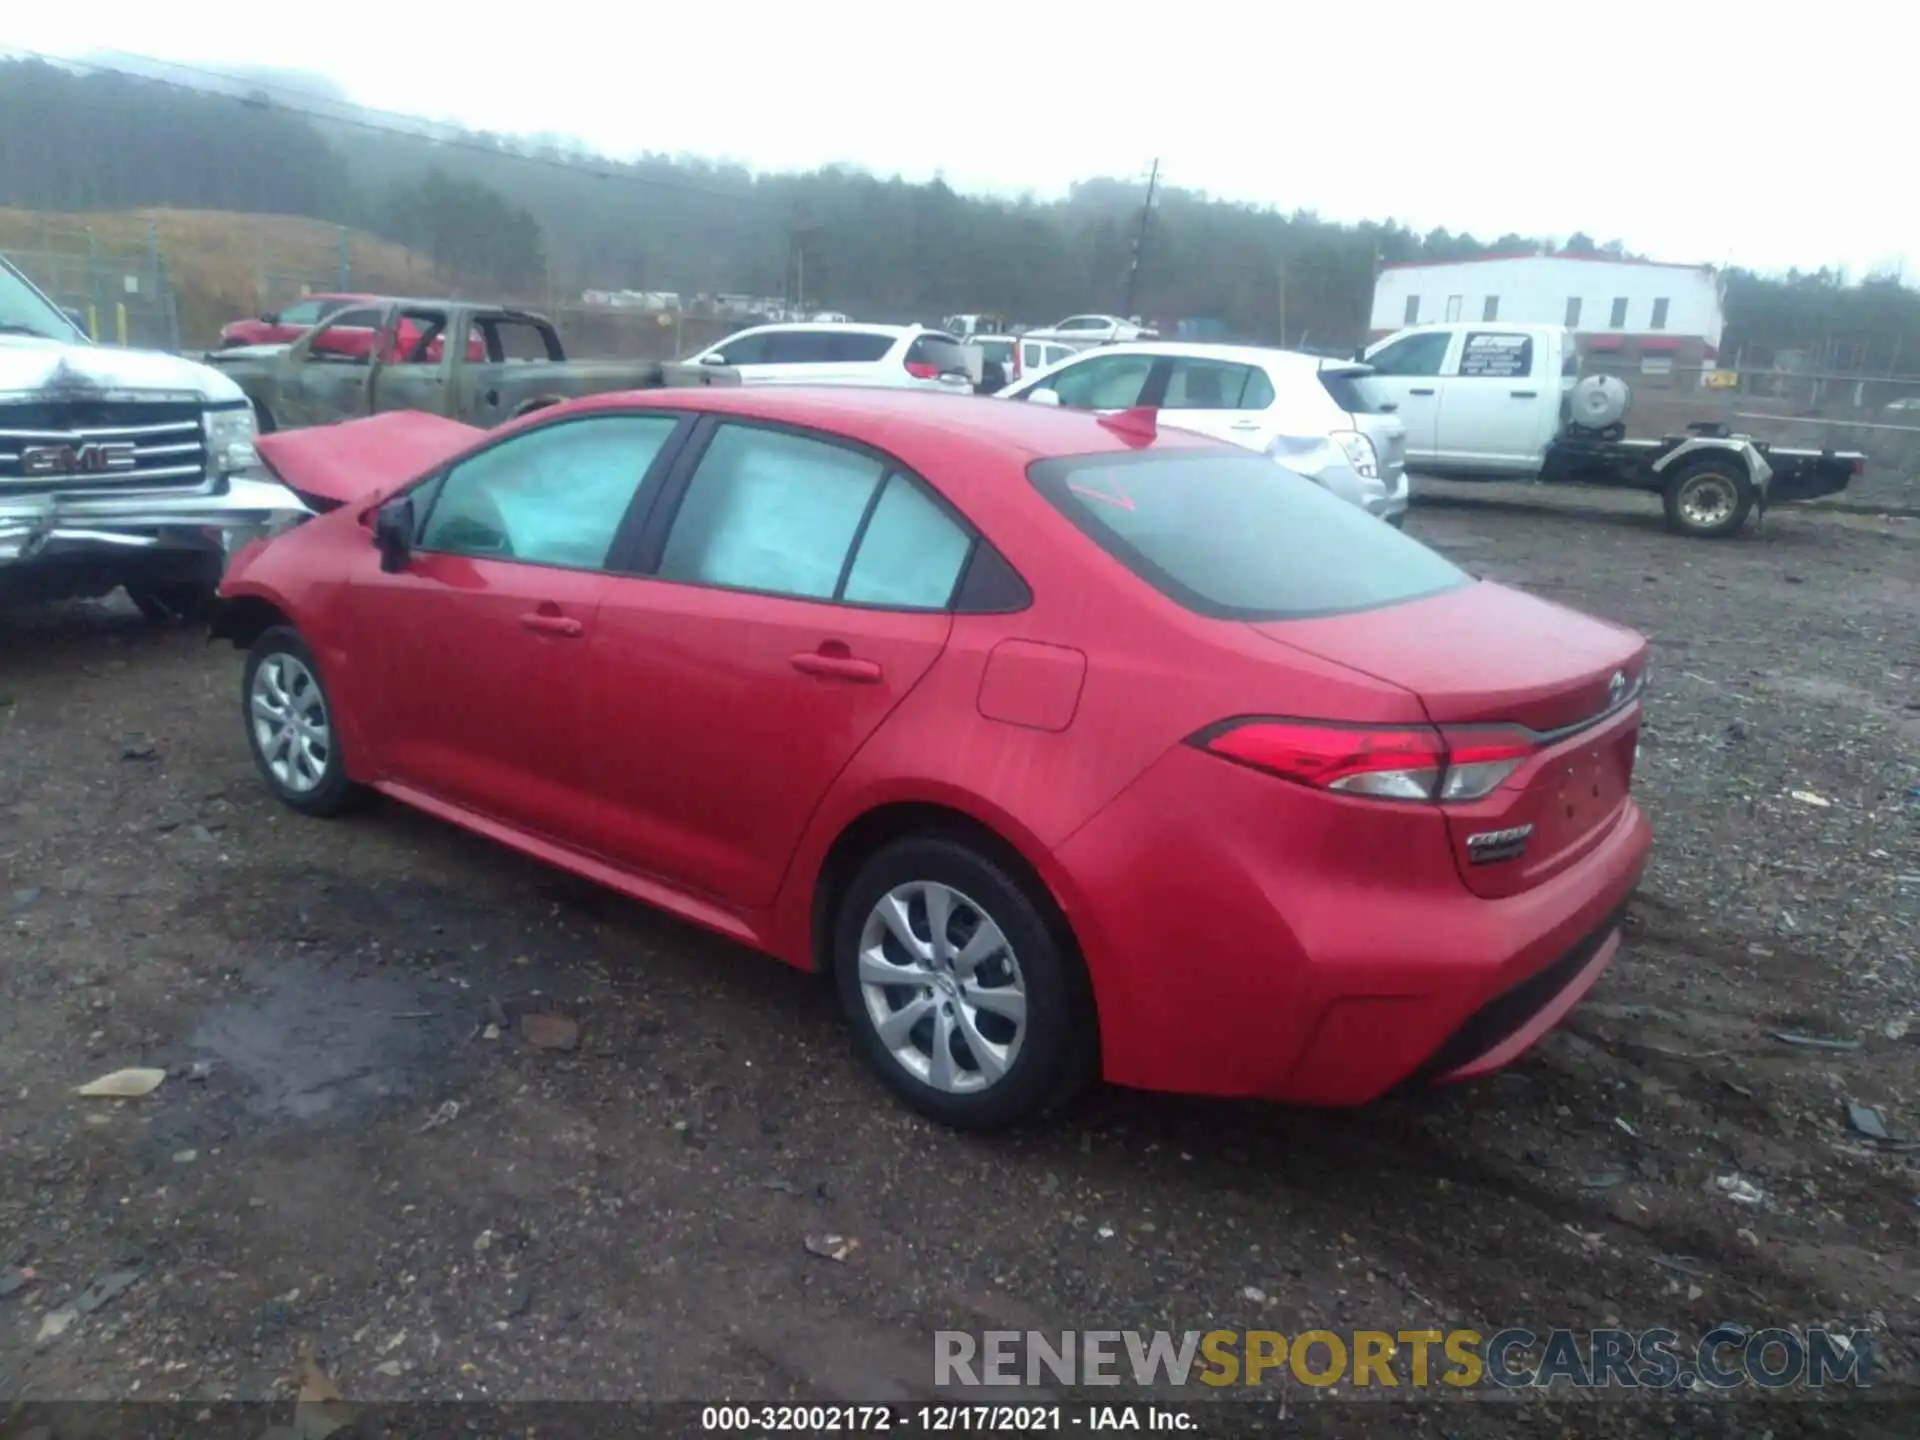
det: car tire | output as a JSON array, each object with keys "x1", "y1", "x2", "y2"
[
  {"x1": 241, "y1": 626, "x2": 366, "y2": 818},
  {"x1": 127, "y1": 581, "x2": 217, "y2": 625},
  {"x1": 832, "y1": 834, "x2": 1097, "y2": 1130},
  {"x1": 1662, "y1": 458, "x2": 1753, "y2": 538}
]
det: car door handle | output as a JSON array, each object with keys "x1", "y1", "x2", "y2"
[
  {"x1": 519, "y1": 611, "x2": 584, "y2": 638},
  {"x1": 1511, "y1": 389, "x2": 1538, "y2": 398},
  {"x1": 1410, "y1": 387, "x2": 1436, "y2": 396},
  {"x1": 791, "y1": 651, "x2": 882, "y2": 683},
  {"x1": 1228, "y1": 420, "x2": 1263, "y2": 431}
]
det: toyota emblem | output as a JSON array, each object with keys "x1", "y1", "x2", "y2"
[{"x1": 1607, "y1": 670, "x2": 1627, "y2": 706}]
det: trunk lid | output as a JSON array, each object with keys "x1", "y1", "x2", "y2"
[
  {"x1": 1253, "y1": 580, "x2": 1645, "y2": 731},
  {"x1": 1252, "y1": 580, "x2": 1648, "y2": 897},
  {"x1": 256, "y1": 410, "x2": 482, "y2": 511}
]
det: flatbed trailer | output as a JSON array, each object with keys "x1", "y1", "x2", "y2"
[{"x1": 1540, "y1": 421, "x2": 1865, "y2": 537}]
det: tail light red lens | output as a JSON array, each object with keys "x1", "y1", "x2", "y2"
[
  {"x1": 1193, "y1": 719, "x2": 1536, "y2": 803},
  {"x1": 904, "y1": 360, "x2": 940, "y2": 379}
]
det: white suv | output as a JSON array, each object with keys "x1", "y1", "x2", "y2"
[
  {"x1": 998, "y1": 342, "x2": 1409, "y2": 525},
  {"x1": 686, "y1": 323, "x2": 974, "y2": 391}
]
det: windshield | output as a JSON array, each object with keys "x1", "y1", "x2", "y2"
[
  {"x1": 1029, "y1": 450, "x2": 1468, "y2": 621},
  {"x1": 0, "y1": 258, "x2": 86, "y2": 342}
]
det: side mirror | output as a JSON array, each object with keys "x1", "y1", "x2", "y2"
[
  {"x1": 699, "y1": 353, "x2": 728, "y2": 365},
  {"x1": 261, "y1": 313, "x2": 279, "y2": 325},
  {"x1": 62, "y1": 307, "x2": 89, "y2": 336},
  {"x1": 1028, "y1": 388, "x2": 1061, "y2": 407},
  {"x1": 372, "y1": 496, "x2": 415, "y2": 573}
]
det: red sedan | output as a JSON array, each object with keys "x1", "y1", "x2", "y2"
[
  {"x1": 219, "y1": 293, "x2": 486, "y2": 364},
  {"x1": 218, "y1": 293, "x2": 379, "y2": 348},
  {"x1": 215, "y1": 389, "x2": 1651, "y2": 1129}
]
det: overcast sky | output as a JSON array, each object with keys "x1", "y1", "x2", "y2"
[{"x1": 12, "y1": 1, "x2": 1907, "y2": 280}]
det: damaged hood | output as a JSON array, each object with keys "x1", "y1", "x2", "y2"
[
  {"x1": 256, "y1": 410, "x2": 484, "y2": 510},
  {"x1": 0, "y1": 333, "x2": 247, "y2": 404}
]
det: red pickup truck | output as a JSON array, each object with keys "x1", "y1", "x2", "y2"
[{"x1": 219, "y1": 294, "x2": 484, "y2": 363}]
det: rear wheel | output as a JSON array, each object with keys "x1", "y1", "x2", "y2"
[
  {"x1": 832, "y1": 835, "x2": 1096, "y2": 1130},
  {"x1": 241, "y1": 626, "x2": 366, "y2": 817},
  {"x1": 1662, "y1": 457, "x2": 1754, "y2": 538}
]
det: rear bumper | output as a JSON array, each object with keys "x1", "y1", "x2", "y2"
[
  {"x1": 1393, "y1": 903, "x2": 1626, "y2": 1090},
  {"x1": 1312, "y1": 456, "x2": 1408, "y2": 524},
  {"x1": 1049, "y1": 742, "x2": 1652, "y2": 1105}
]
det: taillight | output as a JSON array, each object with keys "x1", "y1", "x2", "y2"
[
  {"x1": 1192, "y1": 719, "x2": 1535, "y2": 803},
  {"x1": 905, "y1": 360, "x2": 939, "y2": 379}
]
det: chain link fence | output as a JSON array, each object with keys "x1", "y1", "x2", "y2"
[{"x1": 6, "y1": 220, "x2": 180, "y2": 351}]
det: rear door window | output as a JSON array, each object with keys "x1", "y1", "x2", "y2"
[
  {"x1": 826, "y1": 330, "x2": 897, "y2": 362},
  {"x1": 1029, "y1": 450, "x2": 1466, "y2": 620},
  {"x1": 1161, "y1": 359, "x2": 1271, "y2": 410},
  {"x1": 762, "y1": 330, "x2": 839, "y2": 364},
  {"x1": 658, "y1": 423, "x2": 886, "y2": 600},
  {"x1": 841, "y1": 474, "x2": 974, "y2": 608}
]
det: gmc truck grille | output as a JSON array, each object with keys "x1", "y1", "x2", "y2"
[{"x1": 0, "y1": 399, "x2": 208, "y2": 497}]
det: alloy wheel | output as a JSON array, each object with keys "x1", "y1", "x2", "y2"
[
  {"x1": 249, "y1": 652, "x2": 332, "y2": 794},
  {"x1": 856, "y1": 880, "x2": 1028, "y2": 1094}
]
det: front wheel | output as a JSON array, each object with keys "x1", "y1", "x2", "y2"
[
  {"x1": 1662, "y1": 458, "x2": 1754, "y2": 538},
  {"x1": 833, "y1": 835, "x2": 1096, "y2": 1130},
  {"x1": 241, "y1": 627, "x2": 367, "y2": 817}
]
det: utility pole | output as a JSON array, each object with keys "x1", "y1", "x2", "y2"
[{"x1": 1122, "y1": 158, "x2": 1159, "y2": 319}]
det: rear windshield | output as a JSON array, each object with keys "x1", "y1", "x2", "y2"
[
  {"x1": 1317, "y1": 366, "x2": 1398, "y2": 415},
  {"x1": 907, "y1": 335, "x2": 973, "y2": 373},
  {"x1": 1029, "y1": 451, "x2": 1467, "y2": 621}
]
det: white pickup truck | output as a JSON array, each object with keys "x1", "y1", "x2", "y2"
[
  {"x1": 1362, "y1": 321, "x2": 1863, "y2": 538},
  {"x1": 1, "y1": 254, "x2": 308, "y2": 614}
]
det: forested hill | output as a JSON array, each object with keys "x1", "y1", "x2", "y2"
[{"x1": 2, "y1": 55, "x2": 1915, "y2": 363}]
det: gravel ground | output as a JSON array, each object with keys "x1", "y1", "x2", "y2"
[{"x1": 1, "y1": 484, "x2": 1916, "y2": 1436}]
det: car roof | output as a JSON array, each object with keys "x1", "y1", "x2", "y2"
[
  {"x1": 1090, "y1": 340, "x2": 1356, "y2": 372},
  {"x1": 497, "y1": 389, "x2": 1243, "y2": 602},
  {"x1": 316, "y1": 297, "x2": 550, "y2": 318},
  {"x1": 725, "y1": 321, "x2": 926, "y2": 339},
  {"x1": 567, "y1": 386, "x2": 1227, "y2": 476}
]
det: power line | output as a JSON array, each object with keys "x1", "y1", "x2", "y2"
[{"x1": 0, "y1": 46, "x2": 783, "y2": 210}]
